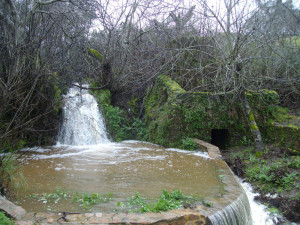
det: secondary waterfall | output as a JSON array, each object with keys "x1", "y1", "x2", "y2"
[
  {"x1": 57, "y1": 85, "x2": 109, "y2": 145},
  {"x1": 209, "y1": 189, "x2": 253, "y2": 225}
]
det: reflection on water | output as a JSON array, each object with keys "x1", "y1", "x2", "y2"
[{"x1": 13, "y1": 141, "x2": 224, "y2": 213}]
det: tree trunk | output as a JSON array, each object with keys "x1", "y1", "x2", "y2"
[{"x1": 241, "y1": 92, "x2": 264, "y2": 153}]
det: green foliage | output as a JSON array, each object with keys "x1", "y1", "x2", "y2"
[
  {"x1": 240, "y1": 136, "x2": 254, "y2": 146},
  {"x1": 0, "y1": 154, "x2": 25, "y2": 191},
  {"x1": 267, "y1": 206, "x2": 281, "y2": 215},
  {"x1": 288, "y1": 157, "x2": 300, "y2": 169},
  {"x1": 30, "y1": 188, "x2": 112, "y2": 210},
  {"x1": 245, "y1": 159, "x2": 299, "y2": 193},
  {"x1": 91, "y1": 87, "x2": 111, "y2": 105},
  {"x1": 117, "y1": 190, "x2": 197, "y2": 213},
  {"x1": 103, "y1": 105, "x2": 147, "y2": 142},
  {"x1": 202, "y1": 200, "x2": 214, "y2": 207},
  {"x1": 33, "y1": 188, "x2": 71, "y2": 204},
  {"x1": 181, "y1": 138, "x2": 198, "y2": 151},
  {"x1": 230, "y1": 148, "x2": 299, "y2": 195},
  {"x1": 255, "y1": 151, "x2": 263, "y2": 158},
  {"x1": 132, "y1": 118, "x2": 148, "y2": 141},
  {"x1": 73, "y1": 192, "x2": 112, "y2": 209},
  {"x1": 103, "y1": 105, "x2": 131, "y2": 141},
  {"x1": 0, "y1": 212, "x2": 14, "y2": 225}
]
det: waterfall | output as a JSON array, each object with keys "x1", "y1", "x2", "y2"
[
  {"x1": 57, "y1": 85, "x2": 109, "y2": 145},
  {"x1": 209, "y1": 190, "x2": 253, "y2": 225}
]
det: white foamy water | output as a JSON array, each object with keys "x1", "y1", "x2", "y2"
[
  {"x1": 241, "y1": 181, "x2": 281, "y2": 225},
  {"x1": 57, "y1": 85, "x2": 109, "y2": 145}
]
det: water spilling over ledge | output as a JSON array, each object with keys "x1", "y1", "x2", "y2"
[{"x1": 10, "y1": 85, "x2": 267, "y2": 225}]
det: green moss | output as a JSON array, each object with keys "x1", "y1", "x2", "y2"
[
  {"x1": 88, "y1": 48, "x2": 104, "y2": 62},
  {"x1": 144, "y1": 76, "x2": 299, "y2": 150},
  {"x1": 250, "y1": 123, "x2": 259, "y2": 130},
  {"x1": 249, "y1": 113, "x2": 255, "y2": 122},
  {"x1": 144, "y1": 75, "x2": 249, "y2": 148},
  {"x1": 255, "y1": 151, "x2": 263, "y2": 157}
]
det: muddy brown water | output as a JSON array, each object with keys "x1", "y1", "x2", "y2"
[{"x1": 11, "y1": 141, "x2": 225, "y2": 213}]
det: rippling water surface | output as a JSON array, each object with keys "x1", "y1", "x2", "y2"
[{"x1": 13, "y1": 141, "x2": 224, "y2": 213}]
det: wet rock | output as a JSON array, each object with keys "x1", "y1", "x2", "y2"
[{"x1": 0, "y1": 195, "x2": 26, "y2": 220}]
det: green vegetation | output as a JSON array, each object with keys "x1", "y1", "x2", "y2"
[
  {"x1": 229, "y1": 147, "x2": 300, "y2": 193},
  {"x1": 89, "y1": 84, "x2": 111, "y2": 105},
  {"x1": 0, "y1": 155, "x2": 25, "y2": 192},
  {"x1": 227, "y1": 146, "x2": 300, "y2": 221},
  {"x1": 30, "y1": 188, "x2": 113, "y2": 210},
  {"x1": 32, "y1": 188, "x2": 71, "y2": 204},
  {"x1": 103, "y1": 105, "x2": 147, "y2": 142},
  {"x1": 181, "y1": 138, "x2": 198, "y2": 151},
  {"x1": 73, "y1": 192, "x2": 113, "y2": 209},
  {"x1": 90, "y1": 87, "x2": 148, "y2": 142},
  {"x1": 117, "y1": 190, "x2": 198, "y2": 213},
  {"x1": 28, "y1": 188, "x2": 207, "y2": 213},
  {"x1": 144, "y1": 75, "x2": 283, "y2": 149},
  {"x1": 0, "y1": 212, "x2": 14, "y2": 225}
]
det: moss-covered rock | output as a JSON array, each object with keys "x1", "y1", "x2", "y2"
[
  {"x1": 144, "y1": 75, "x2": 299, "y2": 152},
  {"x1": 144, "y1": 75, "x2": 248, "y2": 148}
]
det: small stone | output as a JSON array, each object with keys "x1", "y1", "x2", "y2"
[
  {"x1": 46, "y1": 218, "x2": 54, "y2": 223},
  {"x1": 85, "y1": 213, "x2": 94, "y2": 218},
  {"x1": 66, "y1": 214, "x2": 78, "y2": 221},
  {"x1": 88, "y1": 218, "x2": 100, "y2": 224},
  {"x1": 15, "y1": 221, "x2": 34, "y2": 225},
  {"x1": 95, "y1": 213, "x2": 102, "y2": 217}
]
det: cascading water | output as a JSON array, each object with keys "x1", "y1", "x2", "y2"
[
  {"x1": 57, "y1": 85, "x2": 109, "y2": 145},
  {"x1": 209, "y1": 190, "x2": 253, "y2": 225}
]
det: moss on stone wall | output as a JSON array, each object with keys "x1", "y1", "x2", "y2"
[
  {"x1": 145, "y1": 76, "x2": 249, "y2": 148},
  {"x1": 144, "y1": 75, "x2": 299, "y2": 152}
]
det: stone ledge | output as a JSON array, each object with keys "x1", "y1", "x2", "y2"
[
  {"x1": 0, "y1": 195, "x2": 26, "y2": 220},
  {"x1": 16, "y1": 210, "x2": 211, "y2": 225},
  {"x1": 193, "y1": 138, "x2": 222, "y2": 160}
]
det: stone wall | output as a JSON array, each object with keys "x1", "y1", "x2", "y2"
[{"x1": 144, "y1": 75, "x2": 298, "y2": 151}]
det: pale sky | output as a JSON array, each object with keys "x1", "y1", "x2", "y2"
[{"x1": 91, "y1": 0, "x2": 300, "y2": 31}]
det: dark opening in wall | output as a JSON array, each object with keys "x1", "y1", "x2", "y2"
[{"x1": 211, "y1": 129, "x2": 229, "y2": 150}]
